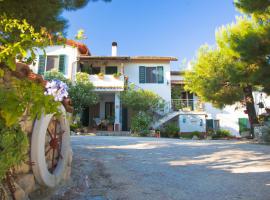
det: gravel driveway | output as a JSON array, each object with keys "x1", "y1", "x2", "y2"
[{"x1": 48, "y1": 136, "x2": 270, "y2": 200}]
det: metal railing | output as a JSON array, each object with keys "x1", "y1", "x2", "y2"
[{"x1": 171, "y1": 99, "x2": 204, "y2": 111}]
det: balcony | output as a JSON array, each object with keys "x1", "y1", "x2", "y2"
[
  {"x1": 171, "y1": 99, "x2": 204, "y2": 112},
  {"x1": 89, "y1": 75, "x2": 125, "y2": 91}
]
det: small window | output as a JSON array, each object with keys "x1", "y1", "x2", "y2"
[
  {"x1": 91, "y1": 67, "x2": 101, "y2": 75},
  {"x1": 46, "y1": 56, "x2": 59, "y2": 71},
  {"x1": 105, "y1": 66, "x2": 117, "y2": 75},
  {"x1": 146, "y1": 67, "x2": 157, "y2": 83},
  {"x1": 140, "y1": 66, "x2": 164, "y2": 84}
]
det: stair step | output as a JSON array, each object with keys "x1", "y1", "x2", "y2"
[{"x1": 96, "y1": 131, "x2": 131, "y2": 136}]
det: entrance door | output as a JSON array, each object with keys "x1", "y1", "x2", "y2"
[
  {"x1": 89, "y1": 103, "x2": 100, "y2": 127},
  {"x1": 81, "y1": 106, "x2": 89, "y2": 127},
  {"x1": 122, "y1": 107, "x2": 128, "y2": 131},
  {"x1": 105, "y1": 102, "x2": 115, "y2": 119}
]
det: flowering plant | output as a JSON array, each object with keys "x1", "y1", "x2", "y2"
[{"x1": 44, "y1": 79, "x2": 69, "y2": 101}]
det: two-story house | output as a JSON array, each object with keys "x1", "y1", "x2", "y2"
[
  {"x1": 78, "y1": 42, "x2": 177, "y2": 131},
  {"x1": 31, "y1": 41, "x2": 177, "y2": 132}
]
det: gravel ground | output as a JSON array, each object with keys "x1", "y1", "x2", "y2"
[{"x1": 42, "y1": 136, "x2": 270, "y2": 200}]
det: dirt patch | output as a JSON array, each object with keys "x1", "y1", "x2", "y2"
[{"x1": 31, "y1": 150, "x2": 114, "y2": 200}]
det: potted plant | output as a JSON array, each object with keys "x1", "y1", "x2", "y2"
[
  {"x1": 107, "y1": 116, "x2": 114, "y2": 131},
  {"x1": 98, "y1": 72, "x2": 104, "y2": 79},
  {"x1": 113, "y1": 72, "x2": 122, "y2": 79}
]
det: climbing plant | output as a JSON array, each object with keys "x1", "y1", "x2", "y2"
[
  {"x1": 0, "y1": 77, "x2": 60, "y2": 179},
  {"x1": 0, "y1": 17, "x2": 61, "y2": 181}
]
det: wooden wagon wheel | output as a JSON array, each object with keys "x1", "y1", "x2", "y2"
[
  {"x1": 31, "y1": 105, "x2": 71, "y2": 188},
  {"x1": 45, "y1": 117, "x2": 64, "y2": 173}
]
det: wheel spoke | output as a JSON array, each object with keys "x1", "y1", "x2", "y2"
[
  {"x1": 45, "y1": 146, "x2": 52, "y2": 156},
  {"x1": 54, "y1": 120, "x2": 57, "y2": 138},
  {"x1": 51, "y1": 148, "x2": 55, "y2": 172},
  {"x1": 47, "y1": 128, "x2": 53, "y2": 139}
]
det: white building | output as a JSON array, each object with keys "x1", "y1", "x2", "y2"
[
  {"x1": 30, "y1": 41, "x2": 270, "y2": 136},
  {"x1": 30, "y1": 40, "x2": 90, "y2": 80},
  {"x1": 170, "y1": 71, "x2": 270, "y2": 136},
  {"x1": 31, "y1": 41, "x2": 177, "y2": 131}
]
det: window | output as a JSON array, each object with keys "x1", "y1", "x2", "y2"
[
  {"x1": 46, "y1": 56, "x2": 59, "y2": 71},
  {"x1": 105, "y1": 66, "x2": 118, "y2": 75},
  {"x1": 91, "y1": 67, "x2": 101, "y2": 75},
  {"x1": 146, "y1": 67, "x2": 157, "y2": 83},
  {"x1": 206, "y1": 119, "x2": 220, "y2": 131},
  {"x1": 139, "y1": 66, "x2": 164, "y2": 84},
  {"x1": 38, "y1": 54, "x2": 66, "y2": 75},
  {"x1": 80, "y1": 64, "x2": 101, "y2": 75}
]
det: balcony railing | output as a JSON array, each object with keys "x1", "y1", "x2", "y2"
[
  {"x1": 89, "y1": 75, "x2": 125, "y2": 91},
  {"x1": 171, "y1": 99, "x2": 204, "y2": 112}
]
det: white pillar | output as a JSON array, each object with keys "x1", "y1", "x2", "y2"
[{"x1": 114, "y1": 92, "x2": 121, "y2": 131}]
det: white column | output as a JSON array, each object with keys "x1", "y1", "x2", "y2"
[{"x1": 114, "y1": 92, "x2": 121, "y2": 131}]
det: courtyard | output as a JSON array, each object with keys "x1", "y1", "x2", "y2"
[{"x1": 47, "y1": 136, "x2": 270, "y2": 200}]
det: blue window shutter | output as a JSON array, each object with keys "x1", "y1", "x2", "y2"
[
  {"x1": 38, "y1": 55, "x2": 45, "y2": 75},
  {"x1": 139, "y1": 66, "x2": 146, "y2": 83},
  {"x1": 59, "y1": 55, "x2": 66, "y2": 74},
  {"x1": 157, "y1": 66, "x2": 164, "y2": 83}
]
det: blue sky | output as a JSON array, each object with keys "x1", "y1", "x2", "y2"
[{"x1": 63, "y1": 0, "x2": 240, "y2": 69}]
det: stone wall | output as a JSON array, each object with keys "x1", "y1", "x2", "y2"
[
  {"x1": 0, "y1": 64, "x2": 73, "y2": 200},
  {"x1": 1, "y1": 113, "x2": 73, "y2": 200},
  {"x1": 254, "y1": 123, "x2": 270, "y2": 144}
]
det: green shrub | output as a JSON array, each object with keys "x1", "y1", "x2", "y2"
[
  {"x1": 70, "y1": 121, "x2": 82, "y2": 132},
  {"x1": 131, "y1": 112, "x2": 151, "y2": 136},
  {"x1": 180, "y1": 131, "x2": 201, "y2": 139},
  {"x1": 44, "y1": 69, "x2": 71, "y2": 87},
  {"x1": 163, "y1": 123, "x2": 179, "y2": 138},
  {"x1": 121, "y1": 88, "x2": 164, "y2": 112},
  {"x1": 212, "y1": 129, "x2": 232, "y2": 139}
]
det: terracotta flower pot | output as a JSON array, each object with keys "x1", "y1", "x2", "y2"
[{"x1": 107, "y1": 125, "x2": 114, "y2": 131}]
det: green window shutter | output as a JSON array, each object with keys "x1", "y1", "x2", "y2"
[
  {"x1": 206, "y1": 119, "x2": 214, "y2": 130},
  {"x1": 139, "y1": 66, "x2": 146, "y2": 83},
  {"x1": 239, "y1": 118, "x2": 249, "y2": 133},
  {"x1": 157, "y1": 66, "x2": 164, "y2": 83},
  {"x1": 59, "y1": 55, "x2": 66, "y2": 74},
  {"x1": 38, "y1": 55, "x2": 45, "y2": 75}
]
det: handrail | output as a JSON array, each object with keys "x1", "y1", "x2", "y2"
[{"x1": 171, "y1": 99, "x2": 204, "y2": 111}]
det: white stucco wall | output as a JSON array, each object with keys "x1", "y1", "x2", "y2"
[
  {"x1": 124, "y1": 62, "x2": 172, "y2": 103},
  {"x1": 179, "y1": 113, "x2": 206, "y2": 133},
  {"x1": 203, "y1": 103, "x2": 248, "y2": 136},
  {"x1": 30, "y1": 45, "x2": 79, "y2": 79},
  {"x1": 172, "y1": 74, "x2": 270, "y2": 136},
  {"x1": 171, "y1": 74, "x2": 184, "y2": 81}
]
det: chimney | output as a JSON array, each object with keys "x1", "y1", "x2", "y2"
[{"x1": 112, "y1": 42, "x2": 117, "y2": 56}]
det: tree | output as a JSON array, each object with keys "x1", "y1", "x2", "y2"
[
  {"x1": 68, "y1": 72, "x2": 99, "y2": 114},
  {"x1": 185, "y1": 1, "x2": 270, "y2": 138},
  {"x1": 185, "y1": 15, "x2": 270, "y2": 137},
  {"x1": 120, "y1": 86, "x2": 164, "y2": 113},
  {"x1": 234, "y1": 0, "x2": 270, "y2": 18},
  {"x1": 0, "y1": 0, "x2": 110, "y2": 34}
]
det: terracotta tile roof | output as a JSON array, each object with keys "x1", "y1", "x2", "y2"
[
  {"x1": 66, "y1": 40, "x2": 90, "y2": 56},
  {"x1": 78, "y1": 56, "x2": 177, "y2": 61}
]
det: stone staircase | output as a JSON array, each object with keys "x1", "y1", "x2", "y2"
[
  {"x1": 96, "y1": 131, "x2": 131, "y2": 136},
  {"x1": 152, "y1": 111, "x2": 181, "y2": 129}
]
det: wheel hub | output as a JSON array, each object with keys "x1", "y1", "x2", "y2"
[{"x1": 49, "y1": 138, "x2": 59, "y2": 149}]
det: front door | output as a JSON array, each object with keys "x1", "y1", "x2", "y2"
[
  {"x1": 105, "y1": 102, "x2": 115, "y2": 119},
  {"x1": 122, "y1": 107, "x2": 128, "y2": 131},
  {"x1": 89, "y1": 103, "x2": 100, "y2": 127},
  {"x1": 81, "y1": 106, "x2": 89, "y2": 127}
]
